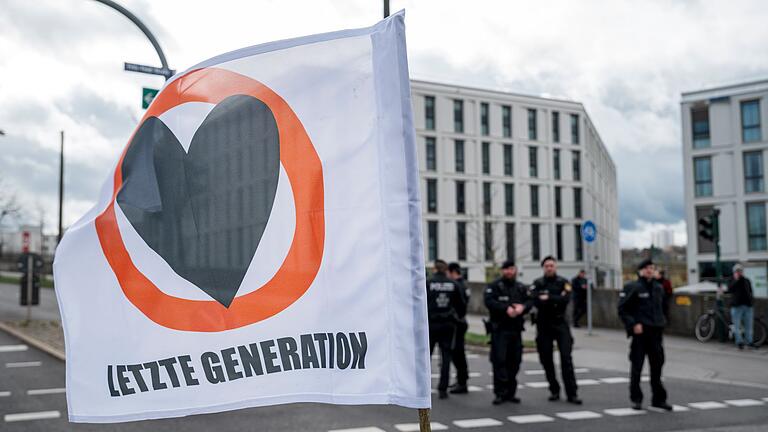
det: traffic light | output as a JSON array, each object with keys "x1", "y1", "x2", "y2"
[{"x1": 698, "y1": 216, "x2": 715, "y2": 241}]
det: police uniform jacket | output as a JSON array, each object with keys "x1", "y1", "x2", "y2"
[
  {"x1": 571, "y1": 276, "x2": 588, "y2": 303},
  {"x1": 426, "y1": 272, "x2": 466, "y2": 324},
  {"x1": 531, "y1": 275, "x2": 571, "y2": 326},
  {"x1": 618, "y1": 277, "x2": 667, "y2": 336},
  {"x1": 484, "y1": 277, "x2": 530, "y2": 331}
]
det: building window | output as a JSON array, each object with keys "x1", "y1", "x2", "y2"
[
  {"x1": 694, "y1": 156, "x2": 713, "y2": 197},
  {"x1": 696, "y1": 206, "x2": 715, "y2": 253},
  {"x1": 425, "y1": 137, "x2": 436, "y2": 171},
  {"x1": 457, "y1": 221, "x2": 467, "y2": 261},
  {"x1": 572, "y1": 150, "x2": 581, "y2": 181},
  {"x1": 574, "y1": 224, "x2": 583, "y2": 261},
  {"x1": 744, "y1": 151, "x2": 764, "y2": 193},
  {"x1": 482, "y1": 141, "x2": 491, "y2": 174},
  {"x1": 456, "y1": 181, "x2": 465, "y2": 214},
  {"x1": 528, "y1": 108, "x2": 537, "y2": 140},
  {"x1": 554, "y1": 186, "x2": 562, "y2": 218},
  {"x1": 747, "y1": 202, "x2": 767, "y2": 251},
  {"x1": 483, "y1": 182, "x2": 492, "y2": 215},
  {"x1": 556, "y1": 224, "x2": 563, "y2": 261},
  {"x1": 424, "y1": 95, "x2": 435, "y2": 130},
  {"x1": 503, "y1": 144, "x2": 513, "y2": 176},
  {"x1": 574, "y1": 187, "x2": 582, "y2": 218},
  {"x1": 505, "y1": 183, "x2": 514, "y2": 216},
  {"x1": 454, "y1": 139, "x2": 465, "y2": 173},
  {"x1": 427, "y1": 179, "x2": 437, "y2": 213},
  {"x1": 481, "y1": 102, "x2": 490, "y2": 136},
  {"x1": 570, "y1": 114, "x2": 580, "y2": 144},
  {"x1": 502, "y1": 105, "x2": 512, "y2": 137},
  {"x1": 530, "y1": 185, "x2": 539, "y2": 217},
  {"x1": 529, "y1": 146, "x2": 538, "y2": 177},
  {"x1": 531, "y1": 223, "x2": 541, "y2": 262},
  {"x1": 484, "y1": 222, "x2": 495, "y2": 262},
  {"x1": 741, "y1": 100, "x2": 762, "y2": 143},
  {"x1": 553, "y1": 148, "x2": 561, "y2": 180},
  {"x1": 453, "y1": 99, "x2": 464, "y2": 133},
  {"x1": 691, "y1": 106, "x2": 710, "y2": 148},
  {"x1": 428, "y1": 221, "x2": 438, "y2": 261},
  {"x1": 552, "y1": 111, "x2": 560, "y2": 143},
  {"x1": 506, "y1": 223, "x2": 515, "y2": 262}
]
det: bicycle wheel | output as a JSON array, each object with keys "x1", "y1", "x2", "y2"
[
  {"x1": 695, "y1": 313, "x2": 716, "y2": 342},
  {"x1": 753, "y1": 319, "x2": 768, "y2": 347}
]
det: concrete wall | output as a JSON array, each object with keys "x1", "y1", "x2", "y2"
[{"x1": 466, "y1": 283, "x2": 768, "y2": 338}]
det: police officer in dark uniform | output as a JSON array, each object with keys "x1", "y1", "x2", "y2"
[
  {"x1": 618, "y1": 258, "x2": 672, "y2": 411},
  {"x1": 485, "y1": 260, "x2": 530, "y2": 405},
  {"x1": 532, "y1": 256, "x2": 582, "y2": 404},
  {"x1": 571, "y1": 269, "x2": 588, "y2": 327},
  {"x1": 447, "y1": 262, "x2": 471, "y2": 394},
  {"x1": 427, "y1": 259, "x2": 467, "y2": 399}
]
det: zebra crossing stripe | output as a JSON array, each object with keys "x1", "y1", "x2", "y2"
[
  {"x1": 556, "y1": 411, "x2": 602, "y2": 420},
  {"x1": 4, "y1": 411, "x2": 61, "y2": 422},
  {"x1": 724, "y1": 399, "x2": 764, "y2": 407},
  {"x1": 0, "y1": 345, "x2": 28, "y2": 353},
  {"x1": 395, "y1": 422, "x2": 448, "y2": 431},
  {"x1": 453, "y1": 418, "x2": 504, "y2": 428},
  {"x1": 689, "y1": 401, "x2": 728, "y2": 410},
  {"x1": 508, "y1": 414, "x2": 555, "y2": 424},
  {"x1": 604, "y1": 408, "x2": 646, "y2": 416}
]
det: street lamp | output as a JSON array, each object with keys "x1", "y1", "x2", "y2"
[{"x1": 91, "y1": 0, "x2": 174, "y2": 80}]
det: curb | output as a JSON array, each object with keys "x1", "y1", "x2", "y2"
[{"x1": 0, "y1": 322, "x2": 65, "y2": 362}]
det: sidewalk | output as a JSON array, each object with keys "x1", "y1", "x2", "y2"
[{"x1": 467, "y1": 313, "x2": 768, "y2": 389}]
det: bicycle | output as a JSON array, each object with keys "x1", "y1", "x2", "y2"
[{"x1": 694, "y1": 300, "x2": 767, "y2": 346}]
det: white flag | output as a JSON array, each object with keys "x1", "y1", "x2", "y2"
[{"x1": 54, "y1": 11, "x2": 430, "y2": 423}]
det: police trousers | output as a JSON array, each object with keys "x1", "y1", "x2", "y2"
[
  {"x1": 429, "y1": 322, "x2": 456, "y2": 392},
  {"x1": 490, "y1": 329, "x2": 523, "y2": 398},
  {"x1": 452, "y1": 320, "x2": 469, "y2": 386},
  {"x1": 629, "y1": 325, "x2": 667, "y2": 404},
  {"x1": 536, "y1": 321, "x2": 578, "y2": 398}
]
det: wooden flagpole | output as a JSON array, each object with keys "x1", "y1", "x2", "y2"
[{"x1": 418, "y1": 408, "x2": 431, "y2": 432}]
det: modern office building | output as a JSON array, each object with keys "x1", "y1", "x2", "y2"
[
  {"x1": 411, "y1": 80, "x2": 620, "y2": 286},
  {"x1": 682, "y1": 78, "x2": 768, "y2": 297}
]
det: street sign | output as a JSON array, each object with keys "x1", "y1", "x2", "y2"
[
  {"x1": 582, "y1": 220, "x2": 597, "y2": 243},
  {"x1": 21, "y1": 231, "x2": 30, "y2": 253},
  {"x1": 142, "y1": 87, "x2": 159, "y2": 109},
  {"x1": 124, "y1": 62, "x2": 175, "y2": 78}
]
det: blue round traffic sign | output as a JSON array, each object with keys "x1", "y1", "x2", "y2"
[{"x1": 582, "y1": 220, "x2": 597, "y2": 243}]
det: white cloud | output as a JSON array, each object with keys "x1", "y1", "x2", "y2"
[
  {"x1": 1, "y1": 0, "x2": 767, "y2": 240},
  {"x1": 620, "y1": 220, "x2": 688, "y2": 249}
]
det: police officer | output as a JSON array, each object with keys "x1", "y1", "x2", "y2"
[
  {"x1": 485, "y1": 260, "x2": 530, "y2": 405},
  {"x1": 447, "y1": 262, "x2": 471, "y2": 394},
  {"x1": 532, "y1": 256, "x2": 582, "y2": 404},
  {"x1": 618, "y1": 259, "x2": 672, "y2": 411},
  {"x1": 571, "y1": 269, "x2": 588, "y2": 328},
  {"x1": 427, "y1": 259, "x2": 467, "y2": 399}
]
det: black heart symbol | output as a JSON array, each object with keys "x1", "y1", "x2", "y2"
[{"x1": 116, "y1": 95, "x2": 280, "y2": 308}]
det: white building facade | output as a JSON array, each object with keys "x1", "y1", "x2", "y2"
[
  {"x1": 411, "y1": 80, "x2": 620, "y2": 287},
  {"x1": 682, "y1": 79, "x2": 768, "y2": 297}
]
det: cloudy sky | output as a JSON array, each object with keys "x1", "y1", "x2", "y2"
[{"x1": 1, "y1": 0, "x2": 767, "y2": 248}]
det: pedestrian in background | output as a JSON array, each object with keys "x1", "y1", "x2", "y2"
[
  {"x1": 531, "y1": 256, "x2": 582, "y2": 404},
  {"x1": 484, "y1": 260, "x2": 530, "y2": 405},
  {"x1": 571, "y1": 269, "x2": 588, "y2": 328},
  {"x1": 618, "y1": 259, "x2": 672, "y2": 411},
  {"x1": 447, "y1": 262, "x2": 470, "y2": 394},
  {"x1": 654, "y1": 268, "x2": 674, "y2": 321},
  {"x1": 426, "y1": 259, "x2": 467, "y2": 399},
  {"x1": 728, "y1": 264, "x2": 755, "y2": 350}
]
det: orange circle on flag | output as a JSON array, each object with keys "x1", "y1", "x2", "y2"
[{"x1": 95, "y1": 68, "x2": 325, "y2": 332}]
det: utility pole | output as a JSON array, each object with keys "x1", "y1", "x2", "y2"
[
  {"x1": 384, "y1": 0, "x2": 390, "y2": 18},
  {"x1": 58, "y1": 131, "x2": 64, "y2": 244}
]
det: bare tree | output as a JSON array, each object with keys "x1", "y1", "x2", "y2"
[{"x1": 0, "y1": 175, "x2": 21, "y2": 226}]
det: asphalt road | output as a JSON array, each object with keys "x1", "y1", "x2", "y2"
[
  {"x1": 2, "y1": 328, "x2": 768, "y2": 432},
  {"x1": 0, "y1": 282, "x2": 61, "y2": 322}
]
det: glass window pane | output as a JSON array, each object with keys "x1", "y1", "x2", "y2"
[
  {"x1": 528, "y1": 109, "x2": 537, "y2": 140},
  {"x1": 744, "y1": 152, "x2": 764, "y2": 193},
  {"x1": 454, "y1": 140, "x2": 464, "y2": 173},
  {"x1": 504, "y1": 144, "x2": 513, "y2": 176},
  {"x1": 426, "y1": 137, "x2": 436, "y2": 171},
  {"x1": 747, "y1": 202, "x2": 767, "y2": 251},
  {"x1": 552, "y1": 111, "x2": 560, "y2": 143},
  {"x1": 571, "y1": 114, "x2": 580, "y2": 144},
  {"x1": 425, "y1": 96, "x2": 435, "y2": 130},
  {"x1": 502, "y1": 105, "x2": 512, "y2": 138},
  {"x1": 692, "y1": 107, "x2": 710, "y2": 148},
  {"x1": 482, "y1": 142, "x2": 490, "y2": 174}
]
